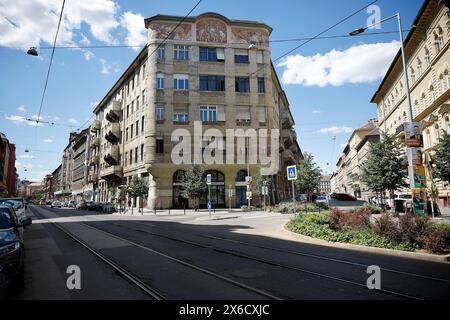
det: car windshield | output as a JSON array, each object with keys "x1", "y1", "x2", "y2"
[
  {"x1": 317, "y1": 196, "x2": 326, "y2": 200},
  {"x1": 0, "y1": 209, "x2": 13, "y2": 229},
  {"x1": 0, "y1": 199, "x2": 23, "y2": 210}
]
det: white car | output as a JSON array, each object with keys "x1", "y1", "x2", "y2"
[
  {"x1": 51, "y1": 201, "x2": 62, "y2": 208},
  {"x1": 315, "y1": 196, "x2": 328, "y2": 204}
]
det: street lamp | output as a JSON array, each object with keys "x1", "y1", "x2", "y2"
[
  {"x1": 350, "y1": 13, "x2": 416, "y2": 202},
  {"x1": 27, "y1": 47, "x2": 38, "y2": 56}
]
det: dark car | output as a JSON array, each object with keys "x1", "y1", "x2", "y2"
[
  {"x1": 85, "y1": 201, "x2": 96, "y2": 211},
  {"x1": 0, "y1": 205, "x2": 32, "y2": 292},
  {"x1": 330, "y1": 193, "x2": 357, "y2": 201}
]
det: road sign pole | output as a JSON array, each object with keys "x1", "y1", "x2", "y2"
[
  {"x1": 292, "y1": 179, "x2": 296, "y2": 216},
  {"x1": 208, "y1": 184, "x2": 211, "y2": 218}
]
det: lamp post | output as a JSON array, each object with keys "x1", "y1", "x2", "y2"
[{"x1": 350, "y1": 12, "x2": 415, "y2": 203}]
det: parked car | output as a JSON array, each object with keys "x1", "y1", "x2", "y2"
[
  {"x1": 85, "y1": 201, "x2": 95, "y2": 211},
  {"x1": 330, "y1": 193, "x2": 357, "y2": 201},
  {"x1": 0, "y1": 205, "x2": 32, "y2": 292},
  {"x1": 315, "y1": 196, "x2": 328, "y2": 204},
  {"x1": 100, "y1": 202, "x2": 115, "y2": 213},
  {"x1": 76, "y1": 200, "x2": 87, "y2": 210},
  {"x1": 0, "y1": 198, "x2": 27, "y2": 224},
  {"x1": 0, "y1": 265, "x2": 6, "y2": 299},
  {"x1": 50, "y1": 201, "x2": 62, "y2": 208},
  {"x1": 68, "y1": 200, "x2": 77, "y2": 208}
]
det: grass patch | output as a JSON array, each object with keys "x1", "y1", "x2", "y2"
[{"x1": 286, "y1": 213, "x2": 416, "y2": 252}]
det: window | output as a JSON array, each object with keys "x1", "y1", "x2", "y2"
[
  {"x1": 235, "y1": 77, "x2": 250, "y2": 92},
  {"x1": 234, "y1": 49, "x2": 249, "y2": 63},
  {"x1": 173, "y1": 74, "x2": 189, "y2": 90},
  {"x1": 142, "y1": 90, "x2": 146, "y2": 105},
  {"x1": 157, "y1": 73, "x2": 165, "y2": 89},
  {"x1": 126, "y1": 128, "x2": 129, "y2": 141},
  {"x1": 156, "y1": 137, "x2": 164, "y2": 154},
  {"x1": 258, "y1": 77, "x2": 265, "y2": 93},
  {"x1": 173, "y1": 104, "x2": 189, "y2": 123},
  {"x1": 430, "y1": 86, "x2": 436, "y2": 102},
  {"x1": 131, "y1": 78, "x2": 134, "y2": 91},
  {"x1": 417, "y1": 59, "x2": 422, "y2": 75},
  {"x1": 124, "y1": 152, "x2": 128, "y2": 166},
  {"x1": 424, "y1": 49, "x2": 431, "y2": 66},
  {"x1": 199, "y1": 47, "x2": 224, "y2": 62},
  {"x1": 200, "y1": 105, "x2": 217, "y2": 122},
  {"x1": 199, "y1": 75, "x2": 225, "y2": 91},
  {"x1": 434, "y1": 28, "x2": 444, "y2": 53},
  {"x1": 156, "y1": 104, "x2": 165, "y2": 121},
  {"x1": 129, "y1": 150, "x2": 133, "y2": 165},
  {"x1": 136, "y1": 121, "x2": 139, "y2": 136},
  {"x1": 434, "y1": 124, "x2": 440, "y2": 143},
  {"x1": 130, "y1": 124, "x2": 134, "y2": 139},
  {"x1": 141, "y1": 116, "x2": 145, "y2": 132},
  {"x1": 173, "y1": 45, "x2": 189, "y2": 60},
  {"x1": 131, "y1": 101, "x2": 134, "y2": 114},
  {"x1": 258, "y1": 106, "x2": 267, "y2": 124},
  {"x1": 236, "y1": 106, "x2": 251, "y2": 124},
  {"x1": 142, "y1": 63, "x2": 146, "y2": 78},
  {"x1": 140, "y1": 144, "x2": 144, "y2": 162},
  {"x1": 256, "y1": 50, "x2": 264, "y2": 64},
  {"x1": 410, "y1": 68, "x2": 416, "y2": 84},
  {"x1": 126, "y1": 105, "x2": 129, "y2": 118},
  {"x1": 135, "y1": 148, "x2": 138, "y2": 164},
  {"x1": 158, "y1": 46, "x2": 165, "y2": 60},
  {"x1": 136, "y1": 96, "x2": 140, "y2": 111}
]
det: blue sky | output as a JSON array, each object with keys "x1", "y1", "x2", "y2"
[{"x1": 0, "y1": 0, "x2": 423, "y2": 181}]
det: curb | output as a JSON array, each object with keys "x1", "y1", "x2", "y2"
[{"x1": 281, "y1": 223, "x2": 450, "y2": 264}]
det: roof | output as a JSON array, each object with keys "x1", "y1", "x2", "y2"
[
  {"x1": 370, "y1": 0, "x2": 436, "y2": 103},
  {"x1": 144, "y1": 12, "x2": 273, "y2": 33}
]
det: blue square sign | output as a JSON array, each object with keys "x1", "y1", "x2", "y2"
[{"x1": 287, "y1": 165, "x2": 297, "y2": 181}]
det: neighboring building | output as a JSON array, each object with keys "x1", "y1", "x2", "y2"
[
  {"x1": 71, "y1": 128, "x2": 93, "y2": 202},
  {"x1": 43, "y1": 174, "x2": 54, "y2": 200},
  {"x1": 26, "y1": 181, "x2": 44, "y2": 198},
  {"x1": 334, "y1": 120, "x2": 380, "y2": 200},
  {"x1": 329, "y1": 172, "x2": 338, "y2": 194},
  {"x1": 91, "y1": 12, "x2": 303, "y2": 209},
  {"x1": 17, "y1": 180, "x2": 30, "y2": 198},
  {"x1": 318, "y1": 174, "x2": 331, "y2": 194},
  {"x1": 0, "y1": 132, "x2": 17, "y2": 197},
  {"x1": 371, "y1": 0, "x2": 450, "y2": 206}
]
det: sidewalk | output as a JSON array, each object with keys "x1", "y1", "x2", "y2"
[{"x1": 113, "y1": 207, "x2": 246, "y2": 216}]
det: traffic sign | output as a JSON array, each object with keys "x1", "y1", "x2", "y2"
[
  {"x1": 246, "y1": 191, "x2": 252, "y2": 200},
  {"x1": 287, "y1": 165, "x2": 297, "y2": 181},
  {"x1": 206, "y1": 174, "x2": 212, "y2": 185},
  {"x1": 261, "y1": 186, "x2": 269, "y2": 195},
  {"x1": 207, "y1": 201, "x2": 212, "y2": 210}
]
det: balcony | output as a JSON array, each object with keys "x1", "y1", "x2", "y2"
[
  {"x1": 282, "y1": 128, "x2": 297, "y2": 148},
  {"x1": 104, "y1": 123, "x2": 120, "y2": 143},
  {"x1": 281, "y1": 108, "x2": 294, "y2": 128},
  {"x1": 282, "y1": 148, "x2": 296, "y2": 164},
  {"x1": 88, "y1": 173, "x2": 98, "y2": 183},
  {"x1": 89, "y1": 155, "x2": 99, "y2": 166},
  {"x1": 90, "y1": 120, "x2": 100, "y2": 133},
  {"x1": 100, "y1": 165, "x2": 123, "y2": 181},
  {"x1": 105, "y1": 101, "x2": 121, "y2": 123},
  {"x1": 90, "y1": 137, "x2": 99, "y2": 149},
  {"x1": 103, "y1": 145, "x2": 120, "y2": 165}
]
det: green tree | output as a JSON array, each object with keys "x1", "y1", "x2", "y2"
[
  {"x1": 108, "y1": 186, "x2": 117, "y2": 210},
  {"x1": 294, "y1": 152, "x2": 322, "y2": 202},
  {"x1": 252, "y1": 173, "x2": 272, "y2": 206},
  {"x1": 361, "y1": 134, "x2": 408, "y2": 209},
  {"x1": 181, "y1": 165, "x2": 207, "y2": 210},
  {"x1": 31, "y1": 188, "x2": 45, "y2": 201},
  {"x1": 433, "y1": 132, "x2": 450, "y2": 184},
  {"x1": 129, "y1": 176, "x2": 148, "y2": 214}
]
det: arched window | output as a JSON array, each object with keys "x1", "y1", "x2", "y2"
[
  {"x1": 202, "y1": 170, "x2": 225, "y2": 208},
  {"x1": 434, "y1": 27, "x2": 444, "y2": 53},
  {"x1": 421, "y1": 92, "x2": 427, "y2": 110},
  {"x1": 410, "y1": 67, "x2": 416, "y2": 83},
  {"x1": 424, "y1": 48, "x2": 431, "y2": 66},
  {"x1": 434, "y1": 124, "x2": 440, "y2": 144},
  {"x1": 440, "y1": 73, "x2": 446, "y2": 93},
  {"x1": 399, "y1": 82, "x2": 404, "y2": 96},
  {"x1": 445, "y1": 116, "x2": 450, "y2": 133},
  {"x1": 417, "y1": 58, "x2": 422, "y2": 75},
  {"x1": 403, "y1": 111, "x2": 407, "y2": 122},
  {"x1": 430, "y1": 85, "x2": 436, "y2": 102},
  {"x1": 173, "y1": 170, "x2": 186, "y2": 183},
  {"x1": 425, "y1": 129, "x2": 431, "y2": 148},
  {"x1": 172, "y1": 170, "x2": 187, "y2": 209},
  {"x1": 235, "y1": 170, "x2": 248, "y2": 182}
]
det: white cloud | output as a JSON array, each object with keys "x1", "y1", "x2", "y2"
[
  {"x1": 319, "y1": 126, "x2": 353, "y2": 134},
  {"x1": 15, "y1": 162, "x2": 33, "y2": 170},
  {"x1": 278, "y1": 41, "x2": 401, "y2": 87},
  {"x1": 5, "y1": 114, "x2": 43, "y2": 126},
  {"x1": 83, "y1": 50, "x2": 94, "y2": 61},
  {"x1": 79, "y1": 33, "x2": 91, "y2": 46},
  {"x1": 312, "y1": 110, "x2": 321, "y2": 114},
  {"x1": 68, "y1": 118, "x2": 78, "y2": 124},
  {"x1": 120, "y1": 11, "x2": 147, "y2": 51},
  {"x1": 340, "y1": 143, "x2": 347, "y2": 148},
  {"x1": 100, "y1": 58, "x2": 111, "y2": 74},
  {"x1": 0, "y1": 0, "x2": 119, "y2": 50},
  {"x1": 19, "y1": 154, "x2": 36, "y2": 159},
  {"x1": 53, "y1": 116, "x2": 61, "y2": 121},
  {"x1": 17, "y1": 105, "x2": 26, "y2": 112},
  {"x1": 43, "y1": 138, "x2": 53, "y2": 143}
]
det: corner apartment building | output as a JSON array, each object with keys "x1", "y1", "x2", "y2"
[
  {"x1": 371, "y1": 0, "x2": 450, "y2": 206},
  {"x1": 90, "y1": 12, "x2": 303, "y2": 209},
  {"x1": 0, "y1": 132, "x2": 17, "y2": 197},
  {"x1": 317, "y1": 174, "x2": 332, "y2": 194},
  {"x1": 334, "y1": 120, "x2": 380, "y2": 200}
]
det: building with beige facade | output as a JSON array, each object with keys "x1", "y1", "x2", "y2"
[
  {"x1": 90, "y1": 12, "x2": 303, "y2": 209},
  {"x1": 333, "y1": 120, "x2": 380, "y2": 200},
  {"x1": 371, "y1": 0, "x2": 450, "y2": 207}
]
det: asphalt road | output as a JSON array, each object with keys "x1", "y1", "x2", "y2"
[{"x1": 13, "y1": 205, "x2": 450, "y2": 300}]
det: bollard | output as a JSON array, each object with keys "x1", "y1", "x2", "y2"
[{"x1": 169, "y1": 209, "x2": 171, "y2": 215}]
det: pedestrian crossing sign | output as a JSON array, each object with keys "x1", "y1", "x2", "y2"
[{"x1": 287, "y1": 165, "x2": 297, "y2": 181}]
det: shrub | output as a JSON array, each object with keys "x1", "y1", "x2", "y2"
[
  {"x1": 316, "y1": 202, "x2": 329, "y2": 210},
  {"x1": 372, "y1": 213, "x2": 401, "y2": 242},
  {"x1": 329, "y1": 208, "x2": 370, "y2": 231},
  {"x1": 418, "y1": 224, "x2": 450, "y2": 254},
  {"x1": 241, "y1": 205, "x2": 257, "y2": 212},
  {"x1": 352, "y1": 204, "x2": 383, "y2": 215},
  {"x1": 398, "y1": 214, "x2": 432, "y2": 245}
]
